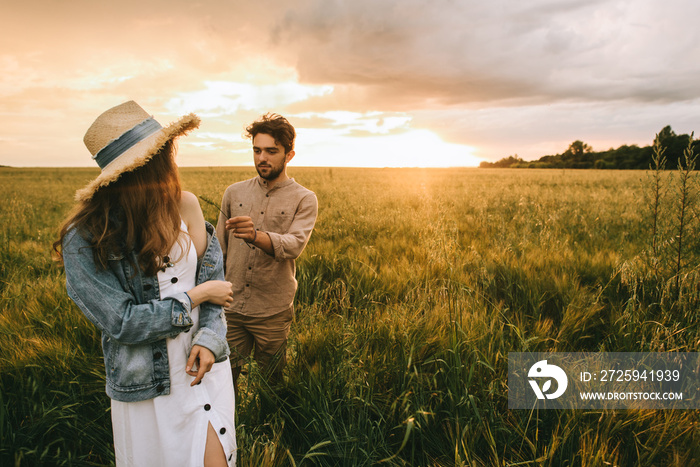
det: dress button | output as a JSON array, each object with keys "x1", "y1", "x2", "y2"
[
  {"x1": 171, "y1": 277, "x2": 178, "y2": 284},
  {"x1": 219, "y1": 427, "x2": 226, "y2": 435},
  {"x1": 204, "y1": 404, "x2": 211, "y2": 411}
]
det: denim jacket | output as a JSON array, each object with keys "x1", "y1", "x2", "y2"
[{"x1": 63, "y1": 221, "x2": 230, "y2": 402}]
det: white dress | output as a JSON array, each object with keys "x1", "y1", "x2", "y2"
[{"x1": 111, "y1": 221, "x2": 237, "y2": 466}]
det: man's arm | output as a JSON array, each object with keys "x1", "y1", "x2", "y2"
[
  {"x1": 224, "y1": 217, "x2": 273, "y2": 255},
  {"x1": 225, "y1": 192, "x2": 318, "y2": 261},
  {"x1": 266, "y1": 192, "x2": 318, "y2": 260}
]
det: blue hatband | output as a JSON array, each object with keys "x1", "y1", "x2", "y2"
[{"x1": 93, "y1": 118, "x2": 163, "y2": 169}]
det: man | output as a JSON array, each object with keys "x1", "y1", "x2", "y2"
[{"x1": 216, "y1": 113, "x2": 318, "y2": 396}]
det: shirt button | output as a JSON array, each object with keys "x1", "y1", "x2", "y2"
[
  {"x1": 246, "y1": 284, "x2": 250, "y2": 287},
  {"x1": 204, "y1": 404, "x2": 211, "y2": 411},
  {"x1": 261, "y1": 211, "x2": 264, "y2": 215},
  {"x1": 171, "y1": 277, "x2": 178, "y2": 284},
  {"x1": 156, "y1": 384, "x2": 165, "y2": 393},
  {"x1": 143, "y1": 284, "x2": 153, "y2": 291},
  {"x1": 219, "y1": 427, "x2": 226, "y2": 435},
  {"x1": 154, "y1": 352, "x2": 162, "y2": 360}
]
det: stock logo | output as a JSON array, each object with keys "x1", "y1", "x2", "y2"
[{"x1": 528, "y1": 360, "x2": 568, "y2": 400}]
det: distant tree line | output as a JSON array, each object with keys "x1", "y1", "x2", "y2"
[{"x1": 480, "y1": 126, "x2": 698, "y2": 169}]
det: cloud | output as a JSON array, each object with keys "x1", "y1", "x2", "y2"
[
  {"x1": 165, "y1": 81, "x2": 333, "y2": 117},
  {"x1": 267, "y1": 0, "x2": 700, "y2": 106},
  {"x1": 1, "y1": 0, "x2": 699, "y2": 166},
  {"x1": 291, "y1": 111, "x2": 412, "y2": 136},
  {"x1": 412, "y1": 98, "x2": 700, "y2": 160}
]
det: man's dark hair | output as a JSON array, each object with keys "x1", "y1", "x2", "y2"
[{"x1": 245, "y1": 113, "x2": 296, "y2": 154}]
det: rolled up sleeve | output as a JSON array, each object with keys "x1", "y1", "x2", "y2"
[{"x1": 267, "y1": 193, "x2": 318, "y2": 262}]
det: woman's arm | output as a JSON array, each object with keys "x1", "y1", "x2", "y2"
[
  {"x1": 180, "y1": 192, "x2": 232, "y2": 363},
  {"x1": 190, "y1": 222, "x2": 231, "y2": 362},
  {"x1": 63, "y1": 228, "x2": 194, "y2": 345},
  {"x1": 180, "y1": 191, "x2": 208, "y2": 258}
]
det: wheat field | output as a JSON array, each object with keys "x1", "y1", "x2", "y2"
[{"x1": 1, "y1": 166, "x2": 698, "y2": 466}]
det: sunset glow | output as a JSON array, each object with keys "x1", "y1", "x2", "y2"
[{"x1": 1, "y1": 1, "x2": 699, "y2": 168}]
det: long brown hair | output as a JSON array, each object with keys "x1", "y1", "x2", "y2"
[{"x1": 54, "y1": 140, "x2": 183, "y2": 276}]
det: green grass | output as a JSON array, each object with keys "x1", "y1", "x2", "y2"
[{"x1": 1, "y1": 167, "x2": 698, "y2": 466}]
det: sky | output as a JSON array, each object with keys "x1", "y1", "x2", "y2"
[{"x1": 1, "y1": 0, "x2": 699, "y2": 168}]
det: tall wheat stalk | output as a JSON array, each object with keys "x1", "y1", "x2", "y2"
[
  {"x1": 673, "y1": 133, "x2": 698, "y2": 292},
  {"x1": 649, "y1": 139, "x2": 667, "y2": 261}
]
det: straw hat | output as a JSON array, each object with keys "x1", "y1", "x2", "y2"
[{"x1": 75, "y1": 100, "x2": 200, "y2": 201}]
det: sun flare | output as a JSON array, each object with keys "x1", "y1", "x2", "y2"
[{"x1": 293, "y1": 127, "x2": 480, "y2": 168}]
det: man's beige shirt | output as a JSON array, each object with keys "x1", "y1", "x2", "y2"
[{"x1": 216, "y1": 177, "x2": 318, "y2": 317}]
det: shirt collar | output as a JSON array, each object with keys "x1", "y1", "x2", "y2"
[{"x1": 256, "y1": 176, "x2": 295, "y2": 191}]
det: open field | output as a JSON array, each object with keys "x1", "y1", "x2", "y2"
[{"x1": 1, "y1": 167, "x2": 699, "y2": 466}]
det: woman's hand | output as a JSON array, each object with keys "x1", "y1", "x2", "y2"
[
  {"x1": 186, "y1": 280, "x2": 233, "y2": 308},
  {"x1": 186, "y1": 345, "x2": 216, "y2": 386}
]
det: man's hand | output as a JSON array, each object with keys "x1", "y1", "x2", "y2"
[
  {"x1": 225, "y1": 216, "x2": 256, "y2": 243},
  {"x1": 186, "y1": 345, "x2": 216, "y2": 386}
]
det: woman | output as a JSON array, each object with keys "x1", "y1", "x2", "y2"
[{"x1": 54, "y1": 101, "x2": 236, "y2": 466}]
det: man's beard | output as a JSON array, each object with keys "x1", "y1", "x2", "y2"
[{"x1": 256, "y1": 162, "x2": 284, "y2": 180}]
